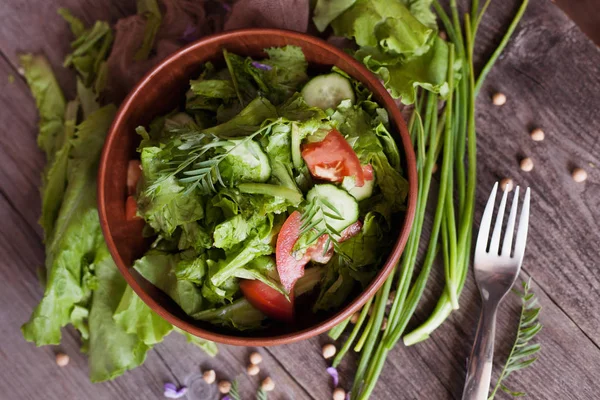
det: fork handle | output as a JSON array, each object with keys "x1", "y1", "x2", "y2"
[{"x1": 461, "y1": 300, "x2": 498, "y2": 400}]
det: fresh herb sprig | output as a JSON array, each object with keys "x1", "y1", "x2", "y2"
[
  {"x1": 144, "y1": 120, "x2": 280, "y2": 196},
  {"x1": 228, "y1": 379, "x2": 242, "y2": 400},
  {"x1": 489, "y1": 279, "x2": 542, "y2": 399}
]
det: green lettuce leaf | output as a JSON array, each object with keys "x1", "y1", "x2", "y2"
[
  {"x1": 21, "y1": 105, "x2": 116, "y2": 346},
  {"x1": 135, "y1": 0, "x2": 162, "y2": 61},
  {"x1": 337, "y1": 212, "x2": 384, "y2": 268},
  {"x1": 231, "y1": 255, "x2": 285, "y2": 295},
  {"x1": 356, "y1": 36, "x2": 450, "y2": 103},
  {"x1": 313, "y1": 256, "x2": 356, "y2": 312},
  {"x1": 201, "y1": 97, "x2": 277, "y2": 137},
  {"x1": 313, "y1": 0, "x2": 357, "y2": 32},
  {"x1": 192, "y1": 298, "x2": 266, "y2": 330},
  {"x1": 62, "y1": 15, "x2": 114, "y2": 88},
  {"x1": 401, "y1": 0, "x2": 436, "y2": 28},
  {"x1": 114, "y1": 285, "x2": 174, "y2": 345},
  {"x1": 88, "y1": 247, "x2": 149, "y2": 382},
  {"x1": 137, "y1": 174, "x2": 205, "y2": 237},
  {"x1": 330, "y1": 0, "x2": 433, "y2": 58},
  {"x1": 133, "y1": 252, "x2": 205, "y2": 315},
  {"x1": 19, "y1": 54, "x2": 66, "y2": 162}
]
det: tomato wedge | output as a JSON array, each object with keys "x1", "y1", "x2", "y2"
[
  {"x1": 240, "y1": 279, "x2": 294, "y2": 322},
  {"x1": 125, "y1": 195, "x2": 141, "y2": 220},
  {"x1": 276, "y1": 212, "x2": 364, "y2": 292},
  {"x1": 127, "y1": 159, "x2": 142, "y2": 195},
  {"x1": 276, "y1": 211, "x2": 308, "y2": 292},
  {"x1": 301, "y1": 129, "x2": 365, "y2": 187},
  {"x1": 362, "y1": 164, "x2": 374, "y2": 181}
]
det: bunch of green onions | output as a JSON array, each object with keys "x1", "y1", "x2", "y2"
[{"x1": 329, "y1": 1, "x2": 529, "y2": 398}]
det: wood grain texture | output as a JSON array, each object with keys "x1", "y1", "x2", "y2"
[{"x1": 1, "y1": 0, "x2": 600, "y2": 399}]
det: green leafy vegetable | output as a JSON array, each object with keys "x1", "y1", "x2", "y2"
[
  {"x1": 489, "y1": 280, "x2": 542, "y2": 399},
  {"x1": 135, "y1": 0, "x2": 162, "y2": 61},
  {"x1": 193, "y1": 298, "x2": 266, "y2": 330},
  {"x1": 21, "y1": 105, "x2": 115, "y2": 346},
  {"x1": 88, "y1": 247, "x2": 149, "y2": 382}
]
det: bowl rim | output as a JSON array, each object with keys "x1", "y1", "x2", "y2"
[{"x1": 98, "y1": 28, "x2": 418, "y2": 346}]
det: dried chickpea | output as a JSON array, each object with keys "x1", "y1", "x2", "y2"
[
  {"x1": 247, "y1": 364, "x2": 260, "y2": 376},
  {"x1": 218, "y1": 380, "x2": 232, "y2": 394},
  {"x1": 333, "y1": 387, "x2": 346, "y2": 400},
  {"x1": 322, "y1": 344, "x2": 337, "y2": 359},
  {"x1": 249, "y1": 351, "x2": 263, "y2": 365},
  {"x1": 500, "y1": 178, "x2": 514, "y2": 192},
  {"x1": 261, "y1": 377, "x2": 275, "y2": 392},
  {"x1": 520, "y1": 157, "x2": 534, "y2": 172},
  {"x1": 56, "y1": 353, "x2": 69, "y2": 367},
  {"x1": 530, "y1": 128, "x2": 545, "y2": 141},
  {"x1": 572, "y1": 168, "x2": 588, "y2": 183},
  {"x1": 202, "y1": 369, "x2": 216, "y2": 384},
  {"x1": 492, "y1": 92, "x2": 506, "y2": 106}
]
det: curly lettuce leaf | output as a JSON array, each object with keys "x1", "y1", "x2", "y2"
[
  {"x1": 21, "y1": 105, "x2": 115, "y2": 346},
  {"x1": 337, "y1": 212, "x2": 384, "y2": 268},
  {"x1": 202, "y1": 97, "x2": 277, "y2": 137},
  {"x1": 356, "y1": 36, "x2": 450, "y2": 103},
  {"x1": 313, "y1": 0, "x2": 357, "y2": 32},
  {"x1": 114, "y1": 285, "x2": 174, "y2": 346},
  {"x1": 88, "y1": 248, "x2": 149, "y2": 382},
  {"x1": 133, "y1": 252, "x2": 205, "y2": 316},
  {"x1": 329, "y1": 0, "x2": 433, "y2": 58},
  {"x1": 136, "y1": 175, "x2": 205, "y2": 237},
  {"x1": 19, "y1": 54, "x2": 66, "y2": 162}
]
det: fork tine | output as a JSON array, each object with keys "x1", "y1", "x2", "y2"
[
  {"x1": 501, "y1": 186, "x2": 520, "y2": 256},
  {"x1": 513, "y1": 187, "x2": 531, "y2": 262},
  {"x1": 489, "y1": 188, "x2": 509, "y2": 254},
  {"x1": 475, "y1": 182, "x2": 498, "y2": 254}
]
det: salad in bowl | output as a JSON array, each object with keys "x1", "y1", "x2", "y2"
[{"x1": 121, "y1": 44, "x2": 408, "y2": 331}]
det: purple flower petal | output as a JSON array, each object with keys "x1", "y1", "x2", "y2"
[
  {"x1": 164, "y1": 383, "x2": 188, "y2": 399},
  {"x1": 222, "y1": 397, "x2": 231, "y2": 400},
  {"x1": 251, "y1": 61, "x2": 273, "y2": 71},
  {"x1": 181, "y1": 25, "x2": 199, "y2": 43},
  {"x1": 326, "y1": 367, "x2": 339, "y2": 387},
  {"x1": 346, "y1": 392, "x2": 351, "y2": 400},
  {"x1": 222, "y1": 2, "x2": 232, "y2": 12}
]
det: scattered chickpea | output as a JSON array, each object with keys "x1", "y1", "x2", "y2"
[
  {"x1": 202, "y1": 369, "x2": 216, "y2": 384},
  {"x1": 431, "y1": 163, "x2": 439, "y2": 174},
  {"x1": 380, "y1": 318, "x2": 388, "y2": 331},
  {"x1": 333, "y1": 387, "x2": 346, "y2": 400},
  {"x1": 249, "y1": 351, "x2": 263, "y2": 365},
  {"x1": 218, "y1": 380, "x2": 232, "y2": 394},
  {"x1": 572, "y1": 168, "x2": 588, "y2": 183},
  {"x1": 492, "y1": 92, "x2": 507, "y2": 106},
  {"x1": 350, "y1": 312, "x2": 360, "y2": 324},
  {"x1": 387, "y1": 290, "x2": 396, "y2": 306},
  {"x1": 261, "y1": 377, "x2": 275, "y2": 392},
  {"x1": 500, "y1": 178, "x2": 514, "y2": 192},
  {"x1": 247, "y1": 364, "x2": 260, "y2": 376},
  {"x1": 55, "y1": 352, "x2": 69, "y2": 367},
  {"x1": 439, "y1": 31, "x2": 448, "y2": 40},
  {"x1": 530, "y1": 128, "x2": 545, "y2": 141},
  {"x1": 520, "y1": 157, "x2": 534, "y2": 172},
  {"x1": 322, "y1": 344, "x2": 337, "y2": 359}
]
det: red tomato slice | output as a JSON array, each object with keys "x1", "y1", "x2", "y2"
[
  {"x1": 339, "y1": 220, "x2": 363, "y2": 242},
  {"x1": 125, "y1": 195, "x2": 141, "y2": 220},
  {"x1": 276, "y1": 211, "x2": 309, "y2": 292},
  {"x1": 127, "y1": 159, "x2": 142, "y2": 195},
  {"x1": 306, "y1": 234, "x2": 334, "y2": 264},
  {"x1": 301, "y1": 129, "x2": 365, "y2": 187},
  {"x1": 362, "y1": 164, "x2": 374, "y2": 181},
  {"x1": 240, "y1": 279, "x2": 294, "y2": 322}
]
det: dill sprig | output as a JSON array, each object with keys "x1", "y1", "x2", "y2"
[
  {"x1": 256, "y1": 388, "x2": 268, "y2": 400},
  {"x1": 489, "y1": 279, "x2": 542, "y2": 399},
  {"x1": 300, "y1": 196, "x2": 344, "y2": 245},
  {"x1": 144, "y1": 120, "x2": 280, "y2": 196},
  {"x1": 228, "y1": 379, "x2": 242, "y2": 400}
]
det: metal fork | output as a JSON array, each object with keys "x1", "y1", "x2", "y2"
[{"x1": 461, "y1": 182, "x2": 531, "y2": 400}]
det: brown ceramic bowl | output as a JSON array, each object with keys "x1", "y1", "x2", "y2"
[{"x1": 98, "y1": 29, "x2": 417, "y2": 346}]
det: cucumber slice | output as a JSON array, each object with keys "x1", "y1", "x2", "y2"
[
  {"x1": 307, "y1": 184, "x2": 359, "y2": 233},
  {"x1": 342, "y1": 175, "x2": 375, "y2": 201},
  {"x1": 301, "y1": 73, "x2": 355, "y2": 110}
]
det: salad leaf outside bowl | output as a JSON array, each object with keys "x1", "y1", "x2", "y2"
[{"x1": 98, "y1": 29, "x2": 417, "y2": 346}]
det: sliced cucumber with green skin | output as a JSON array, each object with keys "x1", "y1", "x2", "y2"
[
  {"x1": 307, "y1": 184, "x2": 359, "y2": 233},
  {"x1": 301, "y1": 73, "x2": 355, "y2": 110},
  {"x1": 342, "y1": 175, "x2": 375, "y2": 201}
]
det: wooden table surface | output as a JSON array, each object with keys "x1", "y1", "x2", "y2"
[{"x1": 1, "y1": 1, "x2": 599, "y2": 399}]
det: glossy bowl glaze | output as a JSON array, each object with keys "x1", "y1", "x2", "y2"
[{"x1": 98, "y1": 29, "x2": 417, "y2": 346}]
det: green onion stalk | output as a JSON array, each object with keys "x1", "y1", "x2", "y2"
[{"x1": 328, "y1": 1, "x2": 530, "y2": 398}]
